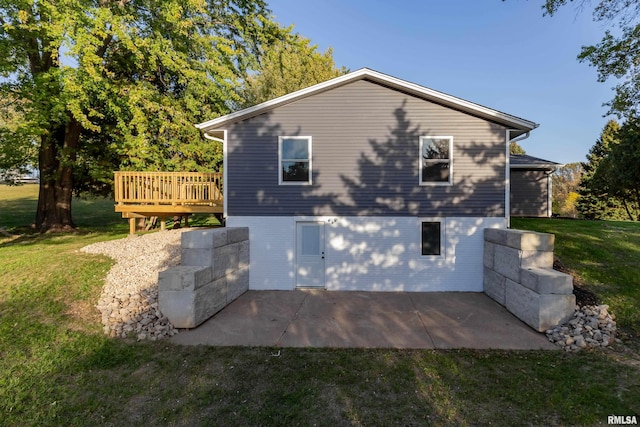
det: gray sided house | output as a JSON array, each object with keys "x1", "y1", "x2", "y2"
[
  {"x1": 510, "y1": 154, "x2": 561, "y2": 218},
  {"x1": 197, "y1": 68, "x2": 538, "y2": 292}
]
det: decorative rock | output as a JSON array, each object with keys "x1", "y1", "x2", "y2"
[
  {"x1": 546, "y1": 305, "x2": 617, "y2": 351},
  {"x1": 81, "y1": 229, "x2": 188, "y2": 340}
]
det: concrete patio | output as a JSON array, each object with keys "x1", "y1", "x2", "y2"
[{"x1": 170, "y1": 290, "x2": 558, "y2": 350}]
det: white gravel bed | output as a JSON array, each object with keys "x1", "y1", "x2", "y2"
[{"x1": 81, "y1": 229, "x2": 189, "y2": 340}]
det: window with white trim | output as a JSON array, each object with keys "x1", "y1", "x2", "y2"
[
  {"x1": 420, "y1": 136, "x2": 452, "y2": 185},
  {"x1": 279, "y1": 136, "x2": 312, "y2": 184},
  {"x1": 421, "y1": 221, "x2": 442, "y2": 256}
]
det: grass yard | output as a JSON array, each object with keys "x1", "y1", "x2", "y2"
[
  {"x1": 512, "y1": 217, "x2": 640, "y2": 339},
  {"x1": 1, "y1": 185, "x2": 639, "y2": 426}
]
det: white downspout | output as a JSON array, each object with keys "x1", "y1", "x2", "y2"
[
  {"x1": 203, "y1": 130, "x2": 227, "y2": 220},
  {"x1": 546, "y1": 169, "x2": 554, "y2": 218},
  {"x1": 506, "y1": 130, "x2": 531, "y2": 227}
]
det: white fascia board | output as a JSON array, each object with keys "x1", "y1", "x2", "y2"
[
  {"x1": 364, "y1": 70, "x2": 539, "y2": 131},
  {"x1": 196, "y1": 68, "x2": 539, "y2": 133},
  {"x1": 196, "y1": 70, "x2": 370, "y2": 131}
]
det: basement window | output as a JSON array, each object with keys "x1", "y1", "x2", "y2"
[{"x1": 421, "y1": 221, "x2": 442, "y2": 256}]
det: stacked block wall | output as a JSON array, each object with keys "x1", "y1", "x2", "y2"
[
  {"x1": 158, "y1": 228, "x2": 249, "y2": 328},
  {"x1": 483, "y1": 228, "x2": 575, "y2": 332}
]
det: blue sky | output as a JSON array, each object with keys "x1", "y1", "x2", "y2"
[{"x1": 266, "y1": 0, "x2": 616, "y2": 165}]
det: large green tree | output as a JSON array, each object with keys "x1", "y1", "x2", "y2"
[
  {"x1": 578, "y1": 120, "x2": 620, "y2": 219},
  {"x1": 542, "y1": 0, "x2": 640, "y2": 119},
  {"x1": 577, "y1": 119, "x2": 640, "y2": 220},
  {"x1": 240, "y1": 29, "x2": 347, "y2": 107},
  {"x1": 605, "y1": 120, "x2": 640, "y2": 219},
  {"x1": 0, "y1": 0, "x2": 278, "y2": 231}
]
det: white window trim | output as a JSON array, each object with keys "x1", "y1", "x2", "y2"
[
  {"x1": 419, "y1": 218, "x2": 446, "y2": 258},
  {"x1": 419, "y1": 136, "x2": 453, "y2": 186},
  {"x1": 278, "y1": 136, "x2": 313, "y2": 185}
]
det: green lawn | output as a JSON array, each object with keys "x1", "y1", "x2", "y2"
[
  {"x1": 1, "y1": 186, "x2": 639, "y2": 426},
  {"x1": 512, "y1": 217, "x2": 640, "y2": 338}
]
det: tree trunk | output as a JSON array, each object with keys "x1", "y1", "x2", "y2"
[
  {"x1": 34, "y1": 118, "x2": 82, "y2": 232},
  {"x1": 621, "y1": 197, "x2": 634, "y2": 222}
]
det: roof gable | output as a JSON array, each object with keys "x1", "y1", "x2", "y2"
[{"x1": 196, "y1": 68, "x2": 538, "y2": 134}]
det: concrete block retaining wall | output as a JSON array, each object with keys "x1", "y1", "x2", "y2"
[
  {"x1": 484, "y1": 228, "x2": 575, "y2": 332},
  {"x1": 158, "y1": 228, "x2": 249, "y2": 328}
]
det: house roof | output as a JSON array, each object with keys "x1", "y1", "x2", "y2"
[
  {"x1": 196, "y1": 68, "x2": 539, "y2": 136},
  {"x1": 510, "y1": 154, "x2": 562, "y2": 170}
]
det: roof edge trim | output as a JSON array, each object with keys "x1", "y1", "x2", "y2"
[{"x1": 196, "y1": 68, "x2": 539, "y2": 132}]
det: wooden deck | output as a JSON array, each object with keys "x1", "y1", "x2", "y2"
[{"x1": 114, "y1": 171, "x2": 223, "y2": 234}]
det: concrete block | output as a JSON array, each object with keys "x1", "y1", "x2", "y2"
[
  {"x1": 484, "y1": 228, "x2": 508, "y2": 246},
  {"x1": 227, "y1": 266, "x2": 249, "y2": 303},
  {"x1": 506, "y1": 281, "x2": 576, "y2": 332},
  {"x1": 506, "y1": 230, "x2": 555, "y2": 251},
  {"x1": 239, "y1": 240, "x2": 250, "y2": 269},
  {"x1": 181, "y1": 248, "x2": 214, "y2": 267},
  {"x1": 211, "y1": 228, "x2": 228, "y2": 248},
  {"x1": 194, "y1": 277, "x2": 227, "y2": 325},
  {"x1": 211, "y1": 244, "x2": 239, "y2": 280},
  {"x1": 158, "y1": 290, "x2": 197, "y2": 328},
  {"x1": 158, "y1": 266, "x2": 212, "y2": 291},
  {"x1": 521, "y1": 250, "x2": 554, "y2": 269},
  {"x1": 483, "y1": 267, "x2": 506, "y2": 305},
  {"x1": 493, "y1": 245, "x2": 521, "y2": 282},
  {"x1": 483, "y1": 242, "x2": 495, "y2": 269},
  {"x1": 181, "y1": 228, "x2": 219, "y2": 249},
  {"x1": 227, "y1": 227, "x2": 249, "y2": 244},
  {"x1": 520, "y1": 267, "x2": 573, "y2": 295},
  {"x1": 159, "y1": 276, "x2": 228, "y2": 328}
]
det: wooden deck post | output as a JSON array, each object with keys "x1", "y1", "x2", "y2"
[{"x1": 129, "y1": 218, "x2": 136, "y2": 235}]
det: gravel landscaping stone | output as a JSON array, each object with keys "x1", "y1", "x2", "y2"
[
  {"x1": 546, "y1": 304, "x2": 617, "y2": 351},
  {"x1": 81, "y1": 229, "x2": 189, "y2": 340}
]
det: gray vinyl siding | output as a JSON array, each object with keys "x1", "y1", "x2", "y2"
[
  {"x1": 510, "y1": 170, "x2": 549, "y2": 217},
  {"x1": 226, "y1": 79, "x2": 508, "y2": 217}
]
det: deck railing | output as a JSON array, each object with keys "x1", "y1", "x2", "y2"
[{"x1": 114, "y1": 171, "x2": 223, "y2": 206}]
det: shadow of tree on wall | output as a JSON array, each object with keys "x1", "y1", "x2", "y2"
[
  {"x1": 331, "y1": 101, "x2": 507, "y2": 218},
  {"x1": 510, "y1": 169, "x2": 550, "y2": 217},
  {"x1": 225, "y1": 113, "x2": 341, "y2": 216},
  {"x1": 225, "y1": 94, "x2": 513, "y2": 291},
  {"x1": 226, "y1": 99, "x2": 508, "y2": 218}
]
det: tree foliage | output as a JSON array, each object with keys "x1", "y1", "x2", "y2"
[
  {"x1": 240, "y1": 29, "x2": 348, "y2": 107},
  {"x1": 543, "y1": 0, "x2": 640, "y2": 119},
  {"x1": 552, "y1": 162, "x2": 582, "y2": 217},
  {"x1": 0, "y1": 0, "x2": 280, "y2": 231},
  {"x1": 577, "y1": 119, "x2": 640, "y2": 220},
  {"x1": 509, "y1": 141, "x2": 526, "y2": 155},
  {"x1": 0, "y1": 93, "x2": 37, "y2": 182}
]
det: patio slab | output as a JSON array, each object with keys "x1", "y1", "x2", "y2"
[{"x1": 170, "y1": 290, "x2": 558, "y2": 350}]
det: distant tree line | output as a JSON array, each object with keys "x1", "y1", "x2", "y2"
[{"x1": 550, "y1": 120, "x2": 640, "y2": 221}]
